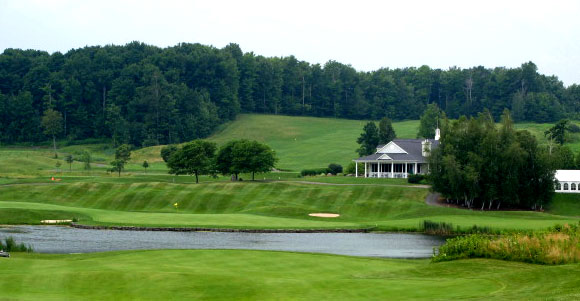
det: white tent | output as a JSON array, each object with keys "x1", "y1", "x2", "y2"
[{"x1": 555, "y1": 170, "x2": 580, "y2": 193}]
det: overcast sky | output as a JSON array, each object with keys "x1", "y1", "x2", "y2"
[{"x1": 1, "y1": 0, "x2": 579, "y2": 86}]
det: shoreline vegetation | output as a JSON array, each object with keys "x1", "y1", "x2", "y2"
[{"x1": 433, "y1": 222, "x2": 580, "y2": 265}]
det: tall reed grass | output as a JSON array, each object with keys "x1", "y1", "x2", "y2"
[
  {"x1": 0, "y1": 236, "x2": 33, "y2": 252},
  {"x1": 433, "y1": 222, "x2": 580, "y2": 265}
]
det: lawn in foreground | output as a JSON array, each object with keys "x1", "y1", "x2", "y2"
[
  {"x1": 1, "y1": 250, "x2": 579, "y2": 300},
  {"x1": 0, "y1": 181, "x2": 577, "y2": 231}
]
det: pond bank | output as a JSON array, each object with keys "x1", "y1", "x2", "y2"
[{"x1": 70, "y1": 222, "x2": 372, "y2": 233}]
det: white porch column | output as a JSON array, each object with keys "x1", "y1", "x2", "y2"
[
  {"x1": 355, "y1": 162, "x2": 358, "y2": 178},
  {"x1": 391, "y1": 162, "x2": 394, "y2": 178},
  {"x1": 364, "y1": 162, "x2": 367, "y2": 178},
  {"x1": 403, "y1": 162, "x2": 407, "y2": 177},
  {"x1": 378, "y1": 161, "x2": 381, "y2": 178},
  {"x1": 414, "y1": 163, "x2": 417, "y2": 175}
]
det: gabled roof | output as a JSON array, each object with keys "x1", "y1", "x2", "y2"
[{"x1": 377, "y1": 141, "x2": 407, "y2": 154}]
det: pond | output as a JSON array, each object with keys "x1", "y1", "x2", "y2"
[{"x1": 0, "y1": 226, "x2": 446, "y2": 258}]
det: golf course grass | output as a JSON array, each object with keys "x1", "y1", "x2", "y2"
[
  {"x1": 0, "y1": 181, "x2": 577, "y2": 231},
  {"x1": 1, "y1": 114, "x2": 580, "y2": 299},
  {"x1": 1, "y1": 250, "x2": 580, "y2": 300}
]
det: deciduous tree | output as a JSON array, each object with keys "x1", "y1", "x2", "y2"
[
  {"x1": 41, "y1": 108, "x2": 63, "y2": 158},
  {"x1": 167, "y1": 140, "x2": 217, "y2": 183}
]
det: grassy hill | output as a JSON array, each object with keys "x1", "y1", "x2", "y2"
[
  {"x1": 1, "y1": 114, "x2": 577, "y2": 175},
  {"x1": 0, "y1": 181, "x2": 577, "y2": 231},
  {"x1": 133, "y1": 114, "x2": 580, "y2": 171},
  {"x1": 2, "y1": 250, "x2": 579, "y2": 300},
  {"x1": 134, "y1": 114, "x2": 420, "y2": 171}
]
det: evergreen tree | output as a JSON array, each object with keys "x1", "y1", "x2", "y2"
[
  {"x1": 356, "y1": 122, "x2": 379, "y2": 156},
  {"x1": 378, "y1": 117, "x2": 396, "y2": 144}
]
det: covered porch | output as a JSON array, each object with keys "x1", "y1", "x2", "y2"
[{"x1": 354, "y1": 161, "x2": 427, "y2": 178}]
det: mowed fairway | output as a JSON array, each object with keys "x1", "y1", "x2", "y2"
[
  {"x1": 0, "y1": 181, "x2": 577, "y2": 231},
  {"x1": 1, "y1": 250, "x2": 580, "y2": 300}
]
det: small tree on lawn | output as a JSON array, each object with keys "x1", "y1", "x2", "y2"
[
  {"x1": 242, "y1": 140, "x2": 276, "y2": 181},
  {"x1": 41, "y1": 108, "x2": 63, "y2": 158},
  {"x1": 142, "y1": 160, "x2": 149, "y2": 173},
  {"x1": 216, "y1": 140, "x2": 238, "y2": 180},
  {"x1": 115, "y1": 144, "x2": 131, "y2": 163},
  {"x1": 65, "y1": 154, "x2": 74, "y2": 172},
  {"x1": 55, "y1": 161, "x2": 62, "y2": 174},
  {"x1": 110, "y1": 144, "x2": 131, "y2": 177},
  {"x1": 81, "y1": 151, "x2": 92, "y2": 172},
  {"x1": 167, "y1": 140, "x2": 217, "y2": 183},
  {"x1": 110, "y1": 159, "x2": 125, "y2": 177}
]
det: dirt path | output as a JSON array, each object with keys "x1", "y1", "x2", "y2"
[{"x1": 425, "y1": 192, "x2": 442, "y2": 206}]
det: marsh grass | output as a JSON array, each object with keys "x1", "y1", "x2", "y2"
[
  {"x1": 433, "y1": 222, "x2": 580, "y2": 264},
  {"x1": 0, "y1": 236, "x2": 33, "y2": 252},
  {"x1": 423, "y1": 220, "x2": 497, "y2": 235}
]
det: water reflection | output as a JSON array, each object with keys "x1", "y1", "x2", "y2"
[{"x1": 0, "y1": 226, "x2": 445, "y2": 258}]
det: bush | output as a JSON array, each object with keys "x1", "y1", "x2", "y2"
[
  {"x1": 300, "y1": 168, "x2": 330, "y2": 177},
  {"x1": 0, "y1": 236, "x2": 33, "y2": 253},
  {"x1": 408, "y1": 174, "x2": 425, "y2": 184},
  {"x1": 345, "y1": 161, "x2": 364, "y2": 175},
  {"x1": 327, "y1": 163, "x2": 343, "y2": 175},
  {"x1": 569, "y1": 123, "x2": 580, "y2": 133}
]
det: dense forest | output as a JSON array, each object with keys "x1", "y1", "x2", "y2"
[{"x1": 1, "y1": 41, "x2": 579, "y2": 146}]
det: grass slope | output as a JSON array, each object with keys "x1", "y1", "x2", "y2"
[
  {"x1": 134, "y1": 114, "x2": 420, "y2": 171},
  {"x1": 2, "y1": 115, "x2": 578, "y2": 175},
  {"x1": 0, "y1": 181, "x2": 576, "y2": 231},
  {"x1": 1, "y1": 250, "x2": 579, "y2": 300}
]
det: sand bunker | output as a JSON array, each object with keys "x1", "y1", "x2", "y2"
[
  {"x1": 41, "y1": 220, "x2": 73, "y2": 224},
  {"x1": 308, "y1": 213, "x2": 340, "y2": 218}
]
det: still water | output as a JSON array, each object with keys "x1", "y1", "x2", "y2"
[{"x1": 0, "y1": 226, "x2": 445, "y2": 258}]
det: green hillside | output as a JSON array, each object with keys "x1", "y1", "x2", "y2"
[
  {"x1": 133, "y1": 114, "x2": 580, "y2": 172},
  {"x1": 1, "y1": 114, "x2": 578, "y2": 176},
  {"x1": 134, "y1": 114, "x2": 420, "y2": 171}
]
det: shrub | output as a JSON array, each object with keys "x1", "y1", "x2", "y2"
[
  {"x1": 569, "y1": 123, "x2": 580, "y2": 133},
  {"x1": 0, "y1": 236, "x2": 33, "y2": 253},
  {"x1": 300, "y1": 168, "x2": 330, "y2": 177},
  {"x1": 408, "y1": 174, "x2": 425, "y2": 184},
  {"x1": 345, "y1": 162, "x2": 364, "y2": 175},
  {"x1": 327, "y1": 163, "x2": 343, "y2": 175}
]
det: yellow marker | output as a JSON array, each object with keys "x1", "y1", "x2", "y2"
[{"x1": 173, "y1": 202, "x2": 179, "y2": 209}]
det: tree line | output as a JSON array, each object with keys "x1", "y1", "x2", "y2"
[{"x1": 1, "y1": 42, "x2": 579, "y2": 146}]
